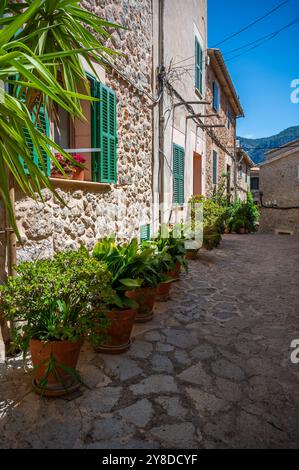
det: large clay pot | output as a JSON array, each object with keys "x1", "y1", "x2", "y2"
[
  {"x1": 168, "y1": 261, "x2": 181, "y2": 279},
  {"x1": 126, "y1": 287, "x2": 157, "y2": 323},
  {"x1": 156, "y1": 281, "x2": 172, "y2": 302},
  {"x1": 95, "y1": 308, "x2": 137, "y2": 354},
  {"x1": 30, "y1": 338, "x2": 83, "y2": 397},
  {"x1": 239, "y1": 227, "x2": 246, "y2": 235}
]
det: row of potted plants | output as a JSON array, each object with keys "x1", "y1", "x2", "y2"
[{"x1": 0, "y1": 229, "x2": 187, "y2": 397}]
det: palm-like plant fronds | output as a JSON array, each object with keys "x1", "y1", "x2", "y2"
[{"x1": 0, "y1": 0, "x2": 121, "y2": 238}]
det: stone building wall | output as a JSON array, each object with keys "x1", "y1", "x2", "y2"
[
  {"x1": 205, "y1": 60, "x2": 236, "y2": 198},
  {"x1": 11, "y1": 0, "x2": 154, "y2": 264},
  {"x1": 259, "y1": 151, "x2": 299, "y2": 234}
]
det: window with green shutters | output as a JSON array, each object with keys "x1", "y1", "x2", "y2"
[
  {"x1": 90, "y1": 77, "x2": 117, "y2": 184},
  {"x1": 173, "y1": 144, "x2": 185, "y2": 205},
  {"x1": 195, "y1": 38, "x2": 203, "y2": 94},
  {"x1": 9, "y1": 81, "x2": 50, "y2": 175},
  {"x1": 212, "y1": 150, "x2": 218, "y2": 185},
  {"x1": 140, "y1": 224, "x2": 151, "y2": 242}
]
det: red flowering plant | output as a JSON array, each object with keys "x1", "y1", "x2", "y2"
[{"x1": 51, "y1": 153, "x2": 86, "y2": 178}]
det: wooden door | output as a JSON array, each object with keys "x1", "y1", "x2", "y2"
[{"x1": 193, "y1": 152, "x2": 202, "y2": 195}]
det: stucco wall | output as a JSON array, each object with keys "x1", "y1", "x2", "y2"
[
  {"x1": 205, "y1": 60, "x2": 236, "y2": 198},
  {"x1": 152, "y1": 0, "x2": 207, "y2": 228},
  {"x1": 259, "y1": 152, "x2": 299, "y2": 234},
  {"x1": 12, "y1": 0, "x2": 154, "y2": 264}
]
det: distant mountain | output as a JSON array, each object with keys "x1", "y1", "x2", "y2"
[{"x1": 238, "y1": 126, "x2": 299, "y2": 164}]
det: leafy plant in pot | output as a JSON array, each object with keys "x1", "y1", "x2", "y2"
[
  {"x1": 142, "y1": 242, "x2": 175, "y2": 302},
  {"x1": 154, "y1": 225, "x2": 187, "y2": 279},
  {"x1": 0, "y1": 248, "x2": 114, "y2": 397},
  {"x1": 94, "y1": 237, "x2": 161, "y2": 324},
  {"x1": 93, "y1": 238, "x2": 143, "y2": 352}
]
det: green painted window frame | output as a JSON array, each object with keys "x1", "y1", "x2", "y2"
[
  {"x1": 173, "y1": 143, "x2": 185, "y2": 205},
  {"x1": 140, "y1": 224, "x2": 151, "y2": 242},
  {"x1": 89, "y1": 74, "x2": 117, "y2": 184},
  {"x1": 195, "y1": 37, "x2": 203, "y2": 94},
  {"x1": 212, "y1": 150, "x2": 218, "y2": 185}
]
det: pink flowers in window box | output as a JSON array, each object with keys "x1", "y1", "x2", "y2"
[{"x1": 51, "y1": 153, "x2": 86, "y2": 181}]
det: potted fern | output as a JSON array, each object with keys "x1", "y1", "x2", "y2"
[{"x1": 0, "y1": 248, "x2": 114, "y2": 397}]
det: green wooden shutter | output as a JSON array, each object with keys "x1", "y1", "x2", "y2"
[
  {"x1": 212, "y1": 150, "x2": 218, "y2": 185},
  {"x1": 91, "y1": 80, "x2": 117, "y2": 183},
  {"x1": 173, "y1": 144, "x2": 185, "y2": 205},
  {"x1": 140, "y1": 224, "x2": 150, "y2": 242},
  {"x1": 195, "y1": 38, "x2": 203, "y2": 94},
  {"x1": 33, "y1": 107, "x2": 50, "y2": 175},
  {"x1": 99, "y1": 83, "x2": 117, "y2": 183},
  {"x1": 8, "y1": 81, "x2": 50, "y2": 175},
  {"x1": 90, "y1": 76, "x2": 100, "y2": 182}
]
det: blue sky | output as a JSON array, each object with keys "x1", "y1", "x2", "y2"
[{"x1": 208, "y1": 0, "x2": 299, "y2": 139}]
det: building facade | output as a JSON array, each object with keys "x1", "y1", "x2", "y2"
[
  {"x1": 1, "y1": 0, "x2": 155, "y2": 274},
  {"x1": 236, "y1": 146, "x2": 254, "y2": 201},
  {"x1": 0, "y1": 1, "x2": 247, "y2": 279},
  {"x1": 152, "y1": 0, "x2": 207, "y2": 230},
  {"x1": 205, "y1": 49, "x2": 244, "y2": 200},
  {"x1": 259, "y1": 140, "x2": 299, "y2": 235}
]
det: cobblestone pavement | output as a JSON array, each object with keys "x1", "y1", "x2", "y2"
[{"x1": 1, "y1": 234, "x2": 299, "y2": 449}]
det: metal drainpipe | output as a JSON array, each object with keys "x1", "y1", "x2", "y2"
[{"x1": 158, "y1": 0, "x2": 165, "y2": 224}]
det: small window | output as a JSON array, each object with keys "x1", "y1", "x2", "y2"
[
  {"x1": 213, "y1": 81, "x2": 219, "y2": 112},
  {"x1": 212, "y1": 150, "x2": 218, "y2": 185},
  {"x1": 195, "y1": 37, "x2": 203, "y2": 94},
  {"x1": 227, "y1": 110, "x2": 231, "y2": 129},
  {"x1": 238, "y1": 164, "x2": 243, "y2": 178},
  {"x1": 251, "y1": 177, "x2": 259, "y2": 191}
]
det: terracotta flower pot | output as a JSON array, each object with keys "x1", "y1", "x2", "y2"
[
  {"x1": 72, "y1": 169, "x2": 85, "y2": 181},
  {"x1": 156, "y1": 281, "x2": 172, "y2": 302},
  {"x1": 185, "y1": 249, "x2": 199, "y2": 260},
  {"x1": 30, "y1": 338, "x2": 83, "y2": 397},
  {"x1": 168, "y1": 261, "x2": 181, "y2": 279},
  {"x1": 125, "y1": 287, "x2": 157, "y2": 323},
  {"x1": 239, "y1": 228, "x2": 246, "y2": 234},
  {"x1": 94, "y1": 308, "x2": 137, "y2": 355}
]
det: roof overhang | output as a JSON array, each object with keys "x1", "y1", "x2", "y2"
[
  {"x1": 208, "y1": 48, "x2": 244, "y2": 118},
  {"x1": 236, "y1": 147, "x2": 254, "y2": 167}
]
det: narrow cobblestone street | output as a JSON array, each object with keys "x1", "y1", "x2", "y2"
[{"x1": 1, "y1": 234, "x2": 299, "y2": 449}]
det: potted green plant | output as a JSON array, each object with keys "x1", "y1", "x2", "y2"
[
  {"x1": 0, "y1": 248, "x2": 113, "y2": 397},
  {"x1": 154, "y1": 249, "x2": 176, "y2": 302},
  {"x1": 93, "y1": 237, "x2": 143, "y2": 353},
  {"x1": 154, "y1": 226, "x2": 187, "y2": 279},
  {"x1": 122, "y1": 240, "x2": 161, "y2": 323}
]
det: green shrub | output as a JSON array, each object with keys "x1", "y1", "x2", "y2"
[
  {"x1": 190, "y1": 196, "x2": 228, "y2": 250},
  {"x1": 228, "y1": 192, "x2": 260, "y2": 233},
  {"x1": 0, "y1": 247, "x2": 114, "y2": 353}
]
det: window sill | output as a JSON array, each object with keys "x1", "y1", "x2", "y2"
[{"x1": 50, "y1": 178, "x2": 111, "y2": 192}]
